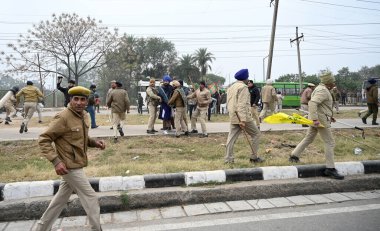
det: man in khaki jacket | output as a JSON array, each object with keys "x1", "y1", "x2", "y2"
[
  {"x1": 146, "y1": 78, "x2": 162, "y2": 134},
  {"x1": 225, "y1": 69, "x2": 264, "y2": 164},
  {"x1": 168, "y1": 80, "x2": 189, "y2": 137},
  {"x1": 107, "y1": 81, "x2": 130, "y2": 143},
  {"x1": 289, "y1": 72, "x2": 344, "y2": 180},
  {"x1": 362, "y1": 78, "x2": 378, "y2": 125},
  {"x1": 16, "y1": 81, "x2": 44, "y2": 133},
  {"x1": 259, "y1": 79, "x2": 277, "y2": 120},
  {"x1": 187, "y1": 80, "x2": 211, "y2": 138},
  {"x1": 36, "y1": 86, "x2": 106, "y2": 231}
]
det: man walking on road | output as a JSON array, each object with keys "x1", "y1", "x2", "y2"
[
  {"x1": 225, "y1": 69, "x2": 263, "y2": 164},
  {"x1": 259, "y1": 79, "x2": 277, "y2": 120},
  {"x1": 362, "y1": 78, "x2": 379, "y2": 125},
  {"x1": 16, "y1": 81, "x2": 44, "y2": 133},
  {"x1": 248, "y1": 80, "x2": 260, "y2": 128},
  {"x1": 36, "y1": 86, "x2": 106, "y2": 231},
  {"x1": 289, "y1": 72, "x2": 344, "y2": 180},
  {"x1": 107, "y1": 82, "x2": 130, "y2": 143}
]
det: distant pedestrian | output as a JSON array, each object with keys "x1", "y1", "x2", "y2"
[
  {"x1": 341, "y1": 90, "x2": 347, "y2": 105},
  {"x1": 3, "y1": 86, "x2": 18, "y2": 125},
  {"x1": 86, "y1": 84, "x2": 99, "y2": 128},
  {"x1": 187, "y1": 80, "x2": 211, "y2": 138},
  {"x1": 35, "y1": 86, "x2": 105, "y2": 231},
  {"x1": 361, "y1": 78, "x2": 378, "y2": 125},
  {"x1": 16, "y1": 81, "x2": 44, "y2": 133},
  {"x1": 106, "y1": 80, "x2": 117, "y2": 130},
  {"x1": 289, "y1": 72, "x2": 344, "y2": 180},
  {"x1": 95, "y1": 97, "x2": 101, "y2": 113},
  {"x1": 225, "y1": 69, "x2": 263, "y2": 164},
  {"x1": 56, "y1": 76, "x2": 76, "y2": 107},
  {"x1": 168, "y1": 80, "x2": 189, "y2": 137},
  {"x1": 137, "y1": 93, "x2": 144, "y2": 114},
  {"x1": 247, "y1": 80, "x2": 260, "y2": 128},
  {"x1": 275, "y1": 91, "x2": 284, "y2": 112},
  {"x1": 259, "y1": 79, "x2": 277, "y2": 120},
  {"x1": 146, "y1": 78, "x2": 161, "y2": 134},
  {"x1": 107, "y1": 81, "x2": 130, "y2": 143},
  {"x1": 330, "y1": 87, "x2": 340, "y2": 114}
]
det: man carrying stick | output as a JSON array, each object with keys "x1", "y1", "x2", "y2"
[{"x1": 225, "y1": 69, "x2": 264, "y2": 164}]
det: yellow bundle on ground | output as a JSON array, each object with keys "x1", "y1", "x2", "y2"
[{"x1": 263, "y1": 112, "x2": 323, "y2": 127}]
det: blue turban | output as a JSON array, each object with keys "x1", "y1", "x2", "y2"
[
  {"x1": 368, "y1": 78, "x2": 377, "y2": 84},
  {"x1": 163, "y1": 75, "x2": 172, "y2": 82},
  {"x1": 234, "y1": 69, "x2": 249, "y2": 80}
]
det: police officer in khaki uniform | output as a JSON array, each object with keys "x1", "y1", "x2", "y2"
[
  {"x1": 259, "y1": 79, "x2": 277, "y2": 120},
  {"x1": 225, "y1": 69, "x2": 264, "y2": 164},
  {"x1": 16, "y1": 81, "x2": 44, "y2": 133},
  {"x1": 36, "y1": 86, "x2": 105, "y2": 231},
  {"x1": 107, "y1": 81, "x2": 130, "y2": 143},
  {"x1": 146, "y1": 78, "x2": 161, "y2": 134},
  {"x1": 168, "y1": 80, "x2": 189, "y2": 137},
  {"x1": 289, "y1": 72, "x2": 344, "y2": 180},
  {"x1": 3, "y1": 86, "x2": 18, "y2": 124}
]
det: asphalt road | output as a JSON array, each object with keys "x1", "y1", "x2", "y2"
[{"x1": 105, "y1": 199, "x2": 380, "y2": 231}]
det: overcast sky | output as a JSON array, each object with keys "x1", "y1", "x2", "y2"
[{"x1": 1, "y1": 0, "x2": 380, "y2": 85}]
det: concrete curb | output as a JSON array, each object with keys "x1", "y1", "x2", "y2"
[
  {"x1": 1, "y1": 160, "x2": 379, "y2": 201},
  {"x1": 1, "y1": 174, "x2": 380, "y2": 222}
]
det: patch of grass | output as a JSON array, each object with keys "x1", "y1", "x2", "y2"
[{"x1": 0, "y1": 129, "x2": 379, "y2": 183}]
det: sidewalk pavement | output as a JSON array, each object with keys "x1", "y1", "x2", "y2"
[{"x1": 0, "y1": 118, "x2": 378, "y2": 141}]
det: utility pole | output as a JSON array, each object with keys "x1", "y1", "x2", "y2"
[
  {"x1": 290, "y1": 26, "x2": 304, "y2": 92},
  {"x1": 266, "y1": 0, "x2": 279, "y2": 80}
]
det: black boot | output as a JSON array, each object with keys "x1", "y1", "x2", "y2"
[
  {"x1": 5, "y1": 117, "x2": 12, "y2": 122},
  {"x1": 373, "y1": 121, "x2": 379, "y2": 125},
  {"x1": 289, "y1": 155, "x2": 300, "y2": 163},
  {"x1": 324, "y1": 168, "x2": 344, "y2": 180},
  {"x1": 362, "y1": 117, "x2": 367, "y2": 124}
]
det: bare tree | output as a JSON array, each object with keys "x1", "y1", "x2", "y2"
[{"x1": 2, "y1": 13, "x2": 119, "y2": 84}]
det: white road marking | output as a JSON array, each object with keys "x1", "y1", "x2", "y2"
[{"x1": 107, "y1": 204, "x2": 380, "y2": 231}]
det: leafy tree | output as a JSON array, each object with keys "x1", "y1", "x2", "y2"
[
  {"x1": 204, "y1": 73, "x2": 225, "y2": 85},
  {"x1": 2, "y1": 13, "x2": 118, "y2": 84},
  {"x1": 193, "y1": 48, "x2": 215, "y2": 78},
  {"x1": 172, "y1": 54, "x2": 200, "y2": 84}
]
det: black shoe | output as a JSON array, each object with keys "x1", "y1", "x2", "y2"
[
  {"x1": 372, "y1": 122, "x2": 379, "y2": 125},
  {"x1": 301, "y1": 124, "x2": 308, "y2": 127},
  {"x1": 190, "y1": 129, "x2": 198, "y2": 133},
  {"x1": 5, "y1": 117, "x2": 12, "y2": 122},
  {"x1": 38, "y1": 120, "x2": 42, "y2": 124},
  {"x1": 5, "y1": 121, "x2": 9, "y2": 125},
  {"x1": 324, "y1": 168, "x2": 344, "y2": 180},
  {"x1": 118, "y1": 127, "x2": 124, "y2": 136},
  {"x1": 289, "y1": 155, "x2": 300, "y2": 163},
  {"x1": 110, "y1": 127, "x2": 113, "y2": 130},
  {"x1": 152, "y1": 129, "x2": 158, "y2": 132},
  {"x1": 114, "y1": 138, "x2": 118, "y2": 143},
  {"x1": 147, "y1": 130, "x2": 155, "y2": 134},
  {"x1": 362, "y1": 118, "x2": 367, "y2": 124},
  {"x1": 249, "y1": 157, "x2": 265, "y2": 163},
  {"x1": 184, "y1": 131, "x2": 189, "y2": 136},
  {"x1": 24, "y1": 126, "x2": 28, "y2": 133},
  {"x1": 199, "y1": 134, "x2": 208, "y2": 138},
  {"x1": 175, "y1": 135, "x2": 181, "y2": 138},
  {"x1": 19, "y1": 123, "x2": 25, "y2": 134},
  {"x1": 91, "y1": 125, "x2": 99, "y2": 129}
]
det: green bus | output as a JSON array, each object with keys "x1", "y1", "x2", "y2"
[{"x1": 255, "y1": 82, "x2": 309, "y2": 107}]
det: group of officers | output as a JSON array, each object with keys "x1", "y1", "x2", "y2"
[{"x1": 1, "y1": 68, "x2": 354, "y2": 231}]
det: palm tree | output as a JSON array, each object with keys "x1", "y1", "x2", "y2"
[
  {"x1": 179, "y1": 54, "x2": 200, "y2": 84},
  {"x1": 193, "y1": 48, "x2": 215, "y2": 79}
]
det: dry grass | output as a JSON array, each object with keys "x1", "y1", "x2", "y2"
[{"x1": 0, "y1": 128, "x2": 379, "y2": 183}]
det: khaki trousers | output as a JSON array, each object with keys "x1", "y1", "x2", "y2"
[
  {"x1": 291, "y1": 126, "x2": 335, "y2": 168},
  {"x1": 259, "y1": 102, "x2": 275, "y2": 118},
  {"x1": 112, "y1": 112, "x2": 126, "y2": 138},
  {"x1": 191, "y1": 108, "x2": 208, "y2": 134},
  {"x1": 225, "y1": 121, "x2": 260, "y2": 162},
  {"x1": 23, "y1": 102, "x2": 37, "y2": 127},
  {"x1": 147, "y1": 103, "x2": 158, "y2": 131},
  {"x1": 174, "y1": 107, "x2": 188, "y2": 135},
  {"x1": 35, "y1": 168, "x2": 101, "y2": 231},
  {"x1": 5, "y1": 104, "x2": 16, "y2": 118},
  {"x1": 301, "y1": 104, "x2": 309, "y2": 118},
  {"x1": 251, "y1": 106, "x2": 260, "y2": 126},
  {"x1": 36, "y1": 103, "x2": 43, "y2": 121},
  {"x1": 333, "y1": 101, "x2": 340, "y2": 113}
]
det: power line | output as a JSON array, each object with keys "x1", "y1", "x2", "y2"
[
  {"x1": 299, "y1": 0, "x2": 380, "y2": 12},
  {"x1": 356, "y1": 0, "x2": 380, "y2": 4}
]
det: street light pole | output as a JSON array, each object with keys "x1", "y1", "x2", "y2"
[{"x1": 263, "y1": 55, "x2": 269, "y2": 82}]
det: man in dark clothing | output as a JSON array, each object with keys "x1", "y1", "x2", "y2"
[
  {"x1": 86, "y1": 84, "x2": 99, "y2": 128},
  {"x1": 362, "y1": 78, "x2": 379, "y2": 125},
  {"x1": 137, "y1": 93, "x2": 144, "y2": 114},
  {"x1": 248, "y1": 80, "x2": 261, "y2": 127},
  {"x1": 57, "y1": 77, "x2": 76, "y2": 107},
  {"x1": 158, "y1": 75, "x2": 174, "y2": 130}
]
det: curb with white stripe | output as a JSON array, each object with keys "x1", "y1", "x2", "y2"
[{"x1": 0, "y1": 160, "x2": 379, "y2": 201}]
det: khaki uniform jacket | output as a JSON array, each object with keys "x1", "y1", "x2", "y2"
[
  {"x1": 4, "y1": 94, "x2": 16, "y2": 108},
  {"x1": 227, "y1": 81, "x2": 253, "y2": 124},
  {"x1": 106, "y1": 88, "x2": 130, "y2": 113},
  {"x1": 187, "y1": 88, "x2": 211, "y2": 109},
  {"x1": 301, "y1": 87, "x2": 313, "y2": 104},
  {"x1": 308, "y1": 83, "x2": 333, "y2": 128},
  {"x1": 168, "y1": 89, "x2": 185, "y2": 108},
  {"x1": 261, "y1": 85, "x2": 277, "y2": 103},
  {"x1": 330, "y1": 89, "x2": 340, "y2": 101},
  {"x1": 16, "y1": 85, "x2": 43, "y2": 103},
  {"x1": 39, "y1": 106, "x2": 98, "y2": 169},
  {"x1": 366, "y1": 85, "x2": 378, "y2": 104},
  {"x1": 146, "y1": 86, "x2": 161, "y2": 106}
]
